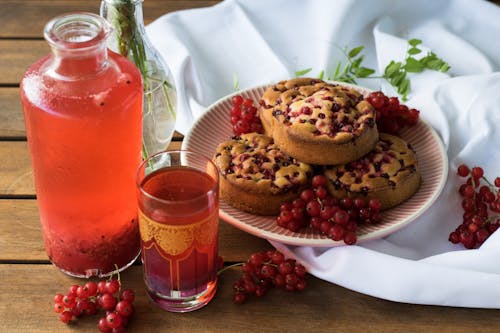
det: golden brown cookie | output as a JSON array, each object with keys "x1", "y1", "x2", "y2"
[
  {"x1": 323, "y1": 133, "x2": 421, "y2": 210},
  {"x1": 213, "y1": 133, "x2": 313, "y2": 215},
  {"x1": 259, "y1": 78, "x2": 378, "y2": 165}
]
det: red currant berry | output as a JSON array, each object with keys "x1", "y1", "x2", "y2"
[
  {"x1": 368, "y1": 198, "x2": 382, "y2": 212},
  {"x1": 85, "y1": 281, "x2": 98, "y2": 297},
  {"x1": 54, "y1": 303, "x2": 65, "y2": 314},
  {"x1": 99, "y1": 293, "x2": 117, "y2": 311},
  {"x1": 369, "y1": 95, "x2": 385, "y2": 109},
  {"x1": 343, "y1": 231, "x2": 357, "y2": 245},
  {"x1": 249, "y1": 252, "x2": 266, "y2": 266},
  {"x1": 98, "y1": 317, "x2": 112, "y2": 333},
  {"x1": 233, "y1": 292, "x2": 246, "y2": 304},
  {"x1": 59, "y1": 311, "x2": 73, "y2": 324},
  {"x1": 54, "y1": 293, "x2": 64, "y2": 304},
  {"x1": 353, "y1": 197, "x2": 366, "y2": 209},
  {"x1": 105, "y1": 279, "x2": 120, "y2": 294},
  {"x1": 294, "y1": 264, "x2": 307, "y2": 278},
  {"x1": 457, "y1": 164, "x2": 470, "y2": 177},
  {"x1": 312, "y1": 175, "x2": 328, "y2": 188},
  {"x1": 105, "y1": 312, "x2": 123, "y2": 329},
  {"x1": 314, "y1": 186, "x2": 328, "y2": 199},
  {"x1": 232, "y1": 95, "x2": 243, "y2": 106},
  {"x1": 300, "y1": 189, "x2": 315, "y2": 202},
  {"x1": 471, "y1": 167, "x2": 484, "y2": 179},
  {"x1": 306, "y1": 200, "x2": 321, "y2": 217},
  {"x1": 278, "y1": 261, "x2": 294, "y2": 275},
  {"x1": 407, "y1": 108, "x2": 419, "y2": 125},
  {"x1": 62, "y1": 295, "x2": 76, "y2": 308},
  {"x1": 242, "y1": 98, "x2": 253, "y2": 108},
  {"x1": 68, "y1": 285, "x2": 79, "y2": 297},
  {"x1": 295, "y1": 279, "x2": 307, "y2": 291},
  {"x1": 333, "y1": 210, "x2": 349, "y2": 225},
  {"x1": 84, "y1": 301, "x2": 98, "y2": 316},
  {"x1": 495, "y1": 177, "x2": 500, "y2": 188},
  {"x1": 271, "y1": 251, "x2": 285, "y2": 265},
  {"x1": 328, "y1": 224, "x2": 344, "y2": 241}
]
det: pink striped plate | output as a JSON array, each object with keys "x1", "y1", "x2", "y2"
[{"x1": 183, "y1": 83, "x2": 448, "y2": 247}]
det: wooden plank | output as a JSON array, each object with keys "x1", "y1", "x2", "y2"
[
  {"x1": 1, "y1": 264, "x2": 500, "y2": 332},
  {"x1": 0, "y1": 200, "x2": 45, "y2": 261},
  {"x1": 0, "y1": 40, "x2": 48, "y2": 85},
  {"x1": 0, "y1": 88, "x2": 25, "y2": 138},
  {"x1": 1, "y1": 0, "x2": 220, "y2": 38},
  {"x1": 0, "y1": 141, "x2": 34, "y2": 196},
  {"x1": 0, "y1": 199, "x2": 270, "y2": 262}
]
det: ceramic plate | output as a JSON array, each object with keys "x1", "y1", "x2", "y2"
[{"x1": 182, "y1": 83, "x2": 448, "y2": 246}]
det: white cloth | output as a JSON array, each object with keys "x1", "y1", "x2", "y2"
[{"x1": 147, "y1": 0, "x2": 500, "y2": 308}]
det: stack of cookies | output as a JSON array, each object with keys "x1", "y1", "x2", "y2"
[{"x1": 213, "y1": 78, "x2": 420, "y2": 215}]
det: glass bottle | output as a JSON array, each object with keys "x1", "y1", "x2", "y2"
[
  {"x1": 20, "y1": 12, "x2": 143, "y2": 277},
  {"x1": 101, "y1": 0, "x2": 177, "y2": 158}
]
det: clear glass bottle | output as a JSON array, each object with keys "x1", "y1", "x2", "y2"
[
  {"x1": 20, "y1": 13, "x2": 143, "y2": 277},
  {"x1": 101, "y1": 0, "x2": 177, "y2": 158}
]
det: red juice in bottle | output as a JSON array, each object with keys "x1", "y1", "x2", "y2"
[{"x1": 20, "y1": 13, "x2": 143, "y2": 277}]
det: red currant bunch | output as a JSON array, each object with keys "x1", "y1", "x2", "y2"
[
  {"x1": 53, "y1": 274, "x2": 135, "y2": 332},
  {"x1": 276, "y1": 175, "x2": 383, "y2": 245},
  {"x1": 231, "y1": 250, "x2": 307, "y2": 304},
  {"x1": 365, "y1": 91, "x2": 419, "y2": 135},
  {"x1": 230, "y1": 95, "x2": 263, "y2": 135},
  {"x1": 449, "y1": 164, "x2": 500, "y2": 249}
]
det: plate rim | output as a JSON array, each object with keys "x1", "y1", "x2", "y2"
[{"x1": 183, "y1": 82, "x2": 449, "y2": 247}]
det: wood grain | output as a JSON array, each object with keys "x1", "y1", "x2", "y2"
[
  {"x1": 0, "y1": 0, "x2": 220, "y2": 38},
  {"x1": 0, "y1": 141, "x2": 34, "y2": 196},
  {"x1": 0, "y1": 88, "x2": 25, "y2": 138},
  {"x1": 1, "y1": 264, "x2": 500, "y2": 333},
  {"x1": 0, "y1": 40, "x2": 48, "y2": 85}
]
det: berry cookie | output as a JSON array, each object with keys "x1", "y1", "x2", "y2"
[
  {"x1": 323, "y1": 133, "x2": 420, "y2": 210},
  {"x1": 259, "y1": 78, "x2": 378, "y2": 165},
  {"x1": 213, "y1": 133, "x2": 313, "y2": 215}
]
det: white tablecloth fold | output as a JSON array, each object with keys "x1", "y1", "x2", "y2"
[{"x1": 147, "y1": 0, "x2": 500, "y2": 308}]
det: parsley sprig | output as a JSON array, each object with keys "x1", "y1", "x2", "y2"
[{"x1": 295, "y1": 39, "x2": 450, "y2": 101}]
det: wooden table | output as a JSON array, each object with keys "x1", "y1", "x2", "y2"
[{"x1": 1, "y1": 1, "x2": 500, "y2": 332}]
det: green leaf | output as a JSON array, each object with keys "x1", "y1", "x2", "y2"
[
  {"x1": 333, "y1": 61, "x2": 341, "y2": 79},
  {"x1": 348, "y1": 45, "x2": 364, "y2": 58},
  {"x1": 390, "y1": 71, "x2": 406, "y2": 86},
  {"x1": 355, "y1": 67, "x2": 375, "y2": 78},
  {"x1": 295, "y1": 68, "x2": 312, "y2": 77},
  {"x1": 398, "y1": 78, "x2": 410, "y2": 96},
  {"x1": 408, "y1": 38, "x2": 422, "y2": 46},
  {"x1": 384, "y1": 61, "x2": 401, "y2": 78},
  {"x1": 318, "y1": 70, "x2": 325, "y2": 80},
  {"x1": 233, "y1": 73, "x2": 239, "y2": 91},
  {"x1": 404, "y1": 57, "x2": 425, "y2": 73},
  {"x1": 425, "y1": 59, "x2": 443, "y2": 71},
  {"x1": 351, "y1": 56, "x2": 363, "y2": 70},
  {"x1": 407, "y1": 47, "x2": 421, "y2": 55},
  {"x1": 440, "y1": 63, "x2": 451, "y2": 73}
]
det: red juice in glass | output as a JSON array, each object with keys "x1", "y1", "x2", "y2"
[
  {"x1": 20, "y1": 13, "x2": 143, "y2": 277},
  {"x1": 137, "y1": 151, "x2": 219, "y2": 312}
]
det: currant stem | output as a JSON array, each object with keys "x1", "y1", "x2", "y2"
[{"x1": 217, "y1": 262, "x2": 244, "y2": 276}]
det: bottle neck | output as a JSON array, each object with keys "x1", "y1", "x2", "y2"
[
  {"x1": 101, "y1": 0, "x2": 147, "y2": 57},
  {"x1": 44, "y1": 13, "x2": 111, "y2": 78}
]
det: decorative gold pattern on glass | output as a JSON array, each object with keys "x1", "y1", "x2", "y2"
[{"x1": 138, "y1": 209, "x2": 218, "y2": 257}]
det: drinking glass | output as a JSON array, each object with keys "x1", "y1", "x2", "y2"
[{"x1": 136, "y1": 150, "x2": 219, "y2": 312}]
